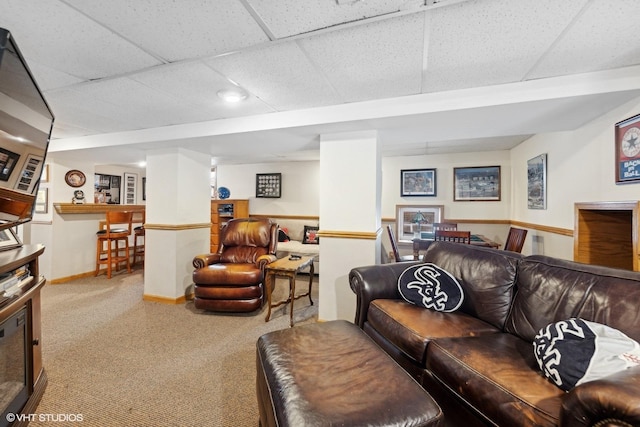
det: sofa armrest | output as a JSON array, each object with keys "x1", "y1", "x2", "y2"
[
  {"x1": 560, "y1": 365, "x2": 640, "y2": 427},
  {"x1": 349, "y1": 261, "x2": 421, "y2": 328},
  {"x1": 257, "y1": 254, "x2": 278, "y2": 270},
  {"x1": 193, "y1": 253, "x2": 222, "y2": 269}
]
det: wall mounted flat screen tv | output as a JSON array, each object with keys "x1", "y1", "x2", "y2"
[{"x1": 0, "y1": 28, "x2": 54, "y2": 232}]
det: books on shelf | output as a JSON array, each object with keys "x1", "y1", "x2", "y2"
[{"x1": 1, "y1": 265, "x2": 32, "y2": 297}]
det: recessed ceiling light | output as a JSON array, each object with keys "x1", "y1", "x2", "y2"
[{"x1": 217, "y1": 89, "x2": 248, "y2": 103}]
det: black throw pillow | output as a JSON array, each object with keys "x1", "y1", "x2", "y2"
[{"x1": 397, "y1": 263, "x2": 464, "y2": 312}]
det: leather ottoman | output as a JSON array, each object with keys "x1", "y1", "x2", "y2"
[{"x1": 256, "y1": 320, "x2": 443, "y2": 426}]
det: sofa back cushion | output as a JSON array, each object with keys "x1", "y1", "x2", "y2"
[
  {"x1": 505, "y1": 255, "x2": 640, "y2": 342},
  {"x1": 422, "y1": 242, "x2": 522, "y2": 329}
]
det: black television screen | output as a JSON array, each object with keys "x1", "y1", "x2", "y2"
[{"x1": 0, "y1": 28, "x2": 54, "y2": 231}]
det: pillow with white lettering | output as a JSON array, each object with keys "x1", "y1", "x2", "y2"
[
  {"x1": 533, "y1": 318, "x2": 640, "y2": 392},
  {"x1": 397, "y1": 263, "x2": 464, "y2": 312}
]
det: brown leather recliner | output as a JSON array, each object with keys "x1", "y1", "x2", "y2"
[{"x1": 192, "y1": 218, "x2": 278, "y2": 312}]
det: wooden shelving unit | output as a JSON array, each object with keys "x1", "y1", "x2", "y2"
[
  {"x1": 210, "y1": 199, "x2": 249, "y2": 253},
  {"x1": 574, "y1": 201, "x2": 639, "y2": 271}
]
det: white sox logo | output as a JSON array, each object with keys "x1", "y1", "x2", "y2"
[
  {"x1": 533, "y1": 319, "x2": 587, "y2": 387},
  {"x1": 398, "y1": 264, "x2": 463, "y2": 312}
]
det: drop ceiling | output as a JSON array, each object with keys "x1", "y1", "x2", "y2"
[{"x1": 1, "y1": 0, "x2": 640, "y2": 166}]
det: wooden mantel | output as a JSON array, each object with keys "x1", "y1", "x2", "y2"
[{"x1": 54, "y1": 203, "x2": 145, "y2": 215}]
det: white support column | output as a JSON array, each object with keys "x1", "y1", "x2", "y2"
[
  {"x1": 143, "y1": 148, "x2": 211, "y2": 303},
  {"x1": 318, "y1": 130, "x2": 381, "y2": 321}
]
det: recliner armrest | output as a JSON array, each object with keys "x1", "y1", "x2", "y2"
[
  {"x1": 193, "y1": 253, "x2": 222, "y2": 269},
  {"x1": 560, "y1": 365, "x2": 640, "y2": 427},
  {"x1": 349, "y1": 261, "x2": 421, "y2": 327},
  {"x1": 257, "y1": 254, "x2": 278, "y2": 270}
]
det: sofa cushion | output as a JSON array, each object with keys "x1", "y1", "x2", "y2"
[
  {"x1": 367, "y1": 299, "x2": 500, "y2": 364},
  {"x1": 427, "y1": 334, "x2": 564, "y2": 427},
  {"x1": 505, "y1": 255, "x2": 640, "y2": 343},
  {"x1": 421, "y1": 242, "x2": 523, "y2": 329},
  {"x1": 533, "y1": 318, "x2": 640, "y2": 392},
  {"x1": 398, "y1": 263, "x2": 464, "y2": 312}
]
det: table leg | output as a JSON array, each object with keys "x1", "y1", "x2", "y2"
[
  {"x1": 308, "y1": 262, "x2": 314, "y2": 306},
  {"x1": 265, "y1": 271, "x2": 274, "y2": 322},
  {"x1": 289, "y1": 274, "x2": 296, "y2": 327}
]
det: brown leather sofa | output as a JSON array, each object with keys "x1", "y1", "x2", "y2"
[
  {"x1": 349, "y1": 241, "x2": 640, "y2": 427},
  {"x1": 193, "y1": 218, "x2": 278, "y2": 312}
]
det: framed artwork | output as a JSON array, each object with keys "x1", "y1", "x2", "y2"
[
  {"x1": 527, "y1": 154, "x2": 547, "y2": 209},
  {"x1": 302, "y1": 225, "x2": 319, "y2": 244},
  {"x1": 94, "y1": 174, "x2": 121, "y2": 204},
  {"x1": 256, "y1": 173, "x2": 281, "y2": 198},
  {"x1": 124, "y1": 172, "x2": 137, "y2": 205},
  {"x1": 615, "y1": 113, "x2": 640, "y2": 184},
  {"x1": 453, "y1": 166, "x2": 501, "y2": 201},
  {"x1": 400, "y1": 168, "x2": 436, "y2": 197},
  {"x1": 395, "y1": 204, "x2": 444, "y2": 242},
  {"x1": 0, "y1": 148, "x2": 20, "y2": 181},
  {"x1": 65, "y1": 169, "x2": 86, "y2": 187},
  {"x1": 142, "y1": 177, "x2": 146, "y2": 201},
  {"x1": 35, "y1": 188, "x2": 48, "y2": 213},
  {"x1": 0, "y1": 228, "x2": 21, "y2": 252},
  {"x1": 14, "y1": 154, "x2": 43, "y2": 194},
  {"x1": 40, "y1": 164, "x2": 49, "y2": 183}
]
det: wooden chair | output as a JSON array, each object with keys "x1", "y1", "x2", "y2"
[
  {"x1": 433, "y1": 222, "x2": 458, "y2": 231},
  {"x1": 133, "y1": 211, "x2": 145, "y2": 267},
  {"x1": 387, "y1": 225, "x2": 415, "y2": 262},
  {"x1": 434, "y1": 229, "x2": 471, "y2": 244},
  {"x1": 504, "y1": 227, "x2": 527, "y2": 253},
  {"x1": 95, "y1": 211, "x2": 133, "y2": 278}
]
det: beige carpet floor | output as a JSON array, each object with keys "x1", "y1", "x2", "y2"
[{"x1": 30, "y1": 268, "x2": 318, "y2": 426}]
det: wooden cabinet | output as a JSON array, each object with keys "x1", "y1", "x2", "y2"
[
  {"x1": 210, "y1": 199, "x2": 249, "y2": 252},
  {"x1": 0, "y1": 244, "x2": 46, "y2": 426},
  {"x1": 574, "y1": 201, "x2": 639, "y2": 271}
]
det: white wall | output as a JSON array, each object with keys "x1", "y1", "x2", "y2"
[
  {"x1": 216, "y1": 161, "x2": 320, "y2": 216},
  {"x1": 510, "y1": 96, "x2": 640, "y2": 259}
]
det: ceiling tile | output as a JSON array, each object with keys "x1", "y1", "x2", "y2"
[
  {"x1": 0, "y1": 0, "x2": 161, "y2": 80},
  {"x1": 205, "y1": 42, "x2": 342, "y2": 111},
  {"x1": 422, "y1": 0, "x2": 589, "y2": 92},
  {"x1": 245, "y1": 0, "x2": 411, "y2": 39},
  {"x1": 529, "y1": 0, "x2": 640, "y2": 79},
  {"x1": 64, "y1": 0, "x2": 270, "y2": 62},
  {"x1": 297, "y1": 13, "x2": 424, "y2": 102}
]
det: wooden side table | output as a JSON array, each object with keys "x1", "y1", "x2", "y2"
[{"x1": 265, "y1": 256, "x2": 314, "y2": 327}]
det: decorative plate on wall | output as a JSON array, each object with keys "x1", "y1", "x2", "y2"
[
  {"x1": 65, "y1": 169, "x2": 86, "y2": 187},
  {"x1": 218, "y1": 186, "x2": 230, "y2": 199}
]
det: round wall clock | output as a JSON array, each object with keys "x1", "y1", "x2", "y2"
[{"x1": 65, "y1": 169, "x2": 86, "y2": 187}]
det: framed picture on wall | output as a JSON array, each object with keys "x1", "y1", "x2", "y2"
[
  {"x1": 453, "y1": 166, "x2": 501, "y2": 201},
  {"x1": 400, "y1": 168, "x2": 436, "y2": 197},
  {"x1": 256, "y1": 173, "x2": 281, "y2": 198},
  {"x1": 14, "y1": 154, "x2": 43, "y2": 194},
  {"x1": 527, "y1": 154, "x2": 547, "y2": 209},
  {"x1": 395, "y1": 204, "x2": 444, "y2": 242},
  {"x1": 615, "y1": 113, "x2": 640, "y2": 184},
  {"x1": 124, "y1": 172, "x2": 137, "y2": 205},
  {"x1": 0, "y1": 148, "x2": 20, "y2": 182},
  {"x1": 35, "y1": 187, "x2": 48, "y2": 213}
]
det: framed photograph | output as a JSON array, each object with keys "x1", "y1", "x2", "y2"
[
  {"x1": 453, "y1": 166, "x2": 501, "y2": 201},
  {"x1": 256, "y1": 173, "x2": 281, "y2": 198},
  {"x1": 94, "y1": 173, "x2": 121, "y2": 204},
  {"x1": 615, "y1": 113, "x2": 640, "y2": 184},
  {"x1": 302, "y1": 225, "x2": 319, "y2": 244},
  {"x1": 65, "y1": 169, "x2": 86, "y2": 188},
  {"x1": 0, "y1": 228, "x2": 21, "y2": 252},
  {"x1": 14, "y1": 154, "x2": 43, "y2": 194},
  {"x1": 142, "y1": 177, "x2": 146, "y2": 201},
  {"x1": 124, "y1": 172, "x2": 137, "y2": 205},
  {"x1": 395, "y1": 204, "x2": 444, "y2": 242},
  {"x1": 400, "y1": 168, "x2": 436, "y2": 197},
  {"x1": 0, "y1": 148, "x2": 20, "y2": 181},
  {"x1": 40, "y1": 164, "x2": 49, "y2": 183},
  {"x1": 35, "y1": 188, "x2": 48, "y2": 213},
  {"x1": 527, "y1": 154, "x2": 547, "y2": 209}
]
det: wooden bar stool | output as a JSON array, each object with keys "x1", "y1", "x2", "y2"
[
  {"x1": 95, "y1": 211, "x2": 133, "y2": 278},
  {"x1": 133, "y1": 211, "x2": 145, "y2": 267}
]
